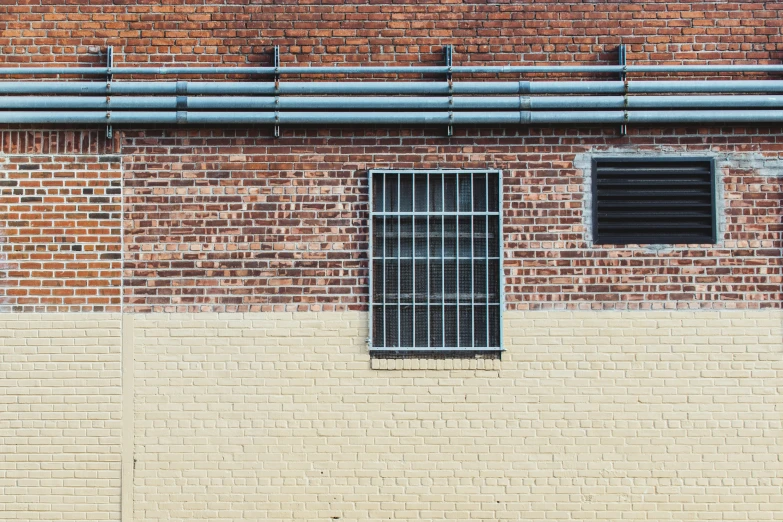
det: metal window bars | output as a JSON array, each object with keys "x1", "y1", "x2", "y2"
[{"x1": 369, "y1": 170, "x2": 503, "y2": 352}]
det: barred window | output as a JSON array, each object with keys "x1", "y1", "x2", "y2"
[{"x1": 370, "y1": 170, "x2": 502, "y2": 352}]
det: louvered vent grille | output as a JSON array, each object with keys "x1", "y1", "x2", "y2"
[
  {"x1": 592, "y1": 158, "x2": 716, "y2": 245},
  {"x1": 370, "y1": 170, "x2": 502, "y2": 352}
]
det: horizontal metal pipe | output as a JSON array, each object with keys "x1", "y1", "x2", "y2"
[
  {"x1": 7, "y1": 80, "x2": 783, "y2": 96},
  {"x1": 628, "y1": 80, "x2": 783, "y2": 93},
  {"x1": 532, "y1": 94, "x2": 783, "y2": 109},
  {"x1": 0, "y1": 80, "x2": 626, "y2": 95},
  {"x1": 5, "y1": 95, "x2": 783, "y2": 111},
  {"x1": 0, "y1": 94, "x2": 619, "y2": 111},
  {"x1": 0, "y1": 81, "x2": 506, "y2": 95},
  {"x1": 0, "y1": 95, "x2": 610, "y2": 110},
  {"x1": 528, "y1": 81, "x2": 624, "y2": 94},
  {"x1": 0, "y1": 111, "x2": 525, "y2": 125},
  {"x1": 628, "y1": 110, "x2": 783, "y2": 123},
  {"x1": 628, "y1": 65, "x2": 783, "y2": 73},
  {"x1": 529, "y1": 97, "x2": 622, "y2": 109},
  {"x1": 0, "y1": 82, "x2": 172, "y2": 95},
  {"x1": 625, "y1": 94, "x2": 783, "y2": 109},
  {"x1": 188, "y1": 96, "x2": 530, "y2": 111},
  {"x1": 0, "y1": 96, "x2": 174, "y2": 110},
  {"x1": 531, "y1": 112, "x2": 625, "y2": 124},
  {"x1": 0, "y1": 112, "x2": 176, "y2": 124},
  {"x1": 3, "y1": 109, "x2": 783, "y2": 125},
  {"x1": 534, "y1": 110, "x2": 783, "y2": 123},
  {"x1": 0, "y1": 66, "x2": 623, "y2": 75},
  {"x1": 2, "y1": 64, "x2": 783, "y2": 76},
  {"x1": 527, "y1": 95, "x2": 783, "y2": 109}
]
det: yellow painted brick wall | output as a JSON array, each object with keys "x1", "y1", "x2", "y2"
[
  {"x1": 132, "y1": 310, "x2": 783, "y2": 521},
  {"x1": 0, "y1": 314, "x2": 122, "y2": 521}
]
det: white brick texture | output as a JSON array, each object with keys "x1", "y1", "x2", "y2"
[
  {"x1": 0, "y1": 314, "x2": 122, "y2": 521},
  {"x1": 131, "y1": 310, "x2": 783, "y2": 522}
]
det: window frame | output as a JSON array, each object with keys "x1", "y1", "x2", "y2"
[
  {"x1": 368, "y1": 169, "x2": 504, "y2": 353},
  {"x1": 590, "y1": 156, "x2": 718, "y2": 246}
]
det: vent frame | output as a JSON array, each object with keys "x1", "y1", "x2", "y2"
[{"x1": 591, "y1": 156, "x2": 718, "y2": 245}]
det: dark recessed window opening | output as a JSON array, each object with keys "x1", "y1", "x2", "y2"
[
  {"x1": 592, "y1": 157, "x2": 717, "y2": 245},
  {"x1": 370, "y1": 170, "x2": 502, "y2": 352}
]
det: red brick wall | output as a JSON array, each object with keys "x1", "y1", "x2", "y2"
[
  {"x1": 0, "y1": 130, "x2": 121, "y2": 312},
  {"x1": 1, "y1": 1, "x2": 782, "y2": 68},
  {"x1": 123, "y1": 130, "x2": 367, "y2": 312},
  {"x1": 0, "y1": 1, "x2": 782, "y2": 312},
  {"x1": 4, "y1": 127, "x2": 777, "y2": 313},
  {"x1": 121, "y1": 127, "x2": 782, "y2": 313}
]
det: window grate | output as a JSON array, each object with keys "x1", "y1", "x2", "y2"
[
  {"x1": 370, "y1": 170, "x2": 502, "y2": 352},
  {"x1": 592, "y1": 158, "x2": 717, "y2": 245}
]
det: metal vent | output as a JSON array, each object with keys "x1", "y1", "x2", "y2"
[
  {"x1": 370, "y1": 170, "x2": 502, "y2": 352},
  {"x1": 592, "y1": 158, "x2": 717, "y2": 245}
]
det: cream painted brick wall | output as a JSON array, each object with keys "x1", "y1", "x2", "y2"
[
  {"x1": 0, "y1": 314, "x2": 122, "y2": 521},
  {"x1": 132, "y1": 310, "x2": 783, "y2": 522}
]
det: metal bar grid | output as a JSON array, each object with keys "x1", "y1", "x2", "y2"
[{"x1": 369, "y1": 169, "x2": 502, "y2": 352}]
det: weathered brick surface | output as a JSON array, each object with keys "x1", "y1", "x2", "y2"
[
  {"x1": 122, "y1": 128, "x2": 782, "y2": 312},
  {"x1": 123, "y1": 130, "x2": 367, "y2": 312},
  {"x1": 1, "y1": 128, "x2": 778, "y2": 313},
  {"x1": 0, "y1": 140, "x2": 122, "y2": 312},
  {"x1": 0, "y1": 2, "x2": 781, "y2": 312},
  {"x1": 0, "y1": 314, "x2": 122, "y2": 521},
  {"x1": 1, "y1": 1, "x2": 782, "y2": 68},
  {"x1": 132, "y1": 310, "x2": 783, "y2": 522}
]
